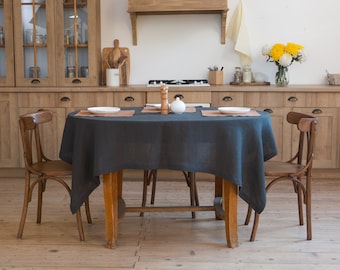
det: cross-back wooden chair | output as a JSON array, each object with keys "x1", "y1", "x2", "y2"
[
  {"x1": 245, "y1": 111, "x2": 318, "y2": 241},
  {"x1": 17, "y1": 110, "x2": 92, "y2": 241},
  {"x1": 141, "y1": 170, "x2": 199, "y2": 218}
]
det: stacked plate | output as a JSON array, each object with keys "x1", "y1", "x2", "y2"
[
  {"x1": 218, "y1": 107, "x2": 251, "y2": 114},
  {"x1": 87, "y1": 107, "x2": 121, "y2": 114}
]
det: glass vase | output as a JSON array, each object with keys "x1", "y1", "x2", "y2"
[{"x1": 275, "y1": 66, "x2": 289, "y2": 87}]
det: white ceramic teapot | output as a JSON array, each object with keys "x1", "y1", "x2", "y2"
[{"x1": 170, "y1": 97, "x2": 186, "y2": 114}]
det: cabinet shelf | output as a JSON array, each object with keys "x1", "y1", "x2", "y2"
[{"x1": 128, "y1": 0, "x2": 228, "y2": 45}]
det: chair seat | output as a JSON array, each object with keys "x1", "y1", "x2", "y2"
[
  {"x1": 31, "y1": 160, "x2": 72, "y2": 176},
  {"x1": 265, "y1": 161, "x2": 305, "y2": 177}
]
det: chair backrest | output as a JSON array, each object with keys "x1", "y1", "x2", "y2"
[
  {"x1": 19, "y1": 110, "x2": 53, "y2": 168},
  {"x1": 286, "y1": 111, "x2": 318, "y2": 172}
]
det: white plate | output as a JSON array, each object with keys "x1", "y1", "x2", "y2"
[
  {"x1": 145, "y1": 104, "x2": 161, "y2": 109},
  {"x1": 218, "y1": 107, "x2": 251, "y2": 114},
  {"x1": 87, "y1": 107, "x2": 121, "y2": 114}
]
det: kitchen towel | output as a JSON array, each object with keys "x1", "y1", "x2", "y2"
[{"x1": 227, "y1": 0, "x2": 252, "y2": 66}]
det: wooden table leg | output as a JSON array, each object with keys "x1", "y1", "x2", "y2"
[
  {"x1": 103, "y1": 172, "x2": 119, "y2": 249},
  {"x1": 223, "y1": 180, "x2": 239, "y2": 248}
]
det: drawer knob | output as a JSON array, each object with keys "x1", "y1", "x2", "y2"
[
  {"x1": 124, "y1": 96, "x2": 135, "y2": 102},
  {"x1": 30, "y1": 79, "x2": 40, "y2": 84},
  {"x1": 72, "y1": 79, "x2": 81, "y2": 84},
  {"x1": 60, "y1": 96, "x2": 71, "y2": 102},
  {"x1": 312, "y1": 108, "x2": 323, "y2": 114},
  {"x1": 264, "y1": 108, "x2": 273, "y2": 113},
  {"x1": 288, "y1": 96, "x2": 298, "y2": 102},
  {"x1": 174, "y1": 94, "x2": 184, "y2": 100},
  {"x1": 222, "y1": 96, "x2": 233, "y2": 102}
]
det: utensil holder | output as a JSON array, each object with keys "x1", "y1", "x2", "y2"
[
  {"x1": 106, "y1": 68, "x2": 120, "y2": 86},
  {"x1": 209, "y1": 71, "x2": 224, "y2": 85}
]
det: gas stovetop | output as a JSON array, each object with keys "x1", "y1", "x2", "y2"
[{"x1": 147, "y1": 79, "x2": 210, "y2": 87}]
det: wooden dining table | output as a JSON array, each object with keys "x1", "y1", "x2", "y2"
[{"x1": 59, "y1": 107, "x2": 277, "y2": 248}]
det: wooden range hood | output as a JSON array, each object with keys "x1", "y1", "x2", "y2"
[{"x1": 127, "y1": 0, "x2": 229, "y2": 45}]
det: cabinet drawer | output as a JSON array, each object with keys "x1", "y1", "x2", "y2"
[
  {"x1": 283, "y1": 93, "x2": 306, "y2": 107},
  {"x1": 211, "y1": 92, "x2": 244, "y2": 107},
  {"x1": 18, "y1": 93, "x2": 58, "y2": 108},
  {"x1": 114, "y1": 92, "x2": 146, "y2": 107},
  {"x1": 244, "y1": 92, "x2": 307, "y2": 108},
  {"x1": 57, "y1": 93, "x2": 114, "y2": 108},
  {"x1": 147, "y1": 91, "x2": 211, "y2": 104}
]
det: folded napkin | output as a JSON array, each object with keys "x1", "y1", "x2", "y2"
[
  {"x1": 142, "y1": 107, "x2": 196, "y2": 113},
  {"x1": 201, "y1": 110, "x2": 260, "y2": 117},
  {"x1": 75, "y1": 109, "x2": 135, "y2": 117}
]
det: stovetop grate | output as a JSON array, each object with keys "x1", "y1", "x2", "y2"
[{"x1": 147, "y1": 79, "x2": 209, "y2": 87}]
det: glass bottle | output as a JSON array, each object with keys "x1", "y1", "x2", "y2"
[{"x1": 0, "y1": 26, "x2": 5, "y2": 46}]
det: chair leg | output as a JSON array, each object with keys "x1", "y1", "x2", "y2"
[
  {"x1": 250, "y1": 212, "x2": 260, "y2": 241},
  {"x1": 187, "y1": 172, "x2": 199, "y2": 219},
  {"x1": 296, "y1": 185, "x2": 304, "y2": 225},
  {"x1": 17, "y1": 190, "x2": 30, "y2": 239},
  {"x1": 75, "y1": 209, "x2": 85, "y2": 241},
  {"x1": 84, "y1": 197, "x2": 92, "y2": 224},
  {"x1": 306, "y1": 176, "x2": 312, "y2": 240},
  {"x1": 36, "y1": 181, "x2": 44, "y2": 224},
  {"x1": 244, "y1": 206, "x2": 252, "y2": 225},
  {"x1": 150, "y1": 170, "x2": 157, "y2": 205},
  {"x1": 140, "y1": 170, "x2": 150, "y2": 217}
]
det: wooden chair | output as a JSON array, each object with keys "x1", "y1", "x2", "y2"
[
  {"x1": 17, "y1": 110, "x2": 92, "y2": 241},
  {"x1": 141, "y1": 170, "x2": 199, "y2": 218},
  {"x1": 245, "y1": 111, "x2": 318, "y2": 241}
]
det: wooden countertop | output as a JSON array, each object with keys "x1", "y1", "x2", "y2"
[{"x1": 1, "y1": 84, "x2": 340, "y2": 93}]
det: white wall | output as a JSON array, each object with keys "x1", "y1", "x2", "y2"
[{"x1": 101, "y1": 0, "x2": 340, "y2": 85}]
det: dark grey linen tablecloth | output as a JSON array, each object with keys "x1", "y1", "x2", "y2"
[{"x1": 59, "y1": 107, "x2": 277, "y2": 214}]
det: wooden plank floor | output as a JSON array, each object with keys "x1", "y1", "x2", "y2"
[{"x1": 0, "y1": 168, "x2": 340, "y2": 269}]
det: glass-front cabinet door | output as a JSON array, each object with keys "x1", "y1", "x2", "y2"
[
  {"x1": 0, "y1": 0, "x2": 14, "y2": 86},
  {"x1": 13, "y1": 0, "x2": 100, "y2": 87},
  {"x1": 13, "y1": 0, "x2": 56, "y2": 86},
  {"x1": 55, "y1": 0, "x2": 101, "y2": 86}
]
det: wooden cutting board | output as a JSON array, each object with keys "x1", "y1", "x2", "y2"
[{"x1": 102, "y1": 39, "x2": 130, "y2": 86}]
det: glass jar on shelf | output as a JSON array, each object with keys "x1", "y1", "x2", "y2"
[
  {"x1": 233, "y1": 67, "x2": 243, "y2": 83},
  {"x1": 242, "y1": 65, "x2": 253, "y2": 83},
  {"x1": 0, "y1": 26, "x2": 5, "y2": 45}
]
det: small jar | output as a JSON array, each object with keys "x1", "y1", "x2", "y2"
[
  {"x1": 66, "y1": 66, "x2": 76, "y2": 78},
  {"x1": 0, "y1": 26, "x2": 4, "y2": 46},
  {"x1": 81, "y1": 66, "x2": 89, "y2": 77},
  {"x1": 233, "y1": 67, "x2": 243, "y2": 83},
  {"x1": 242, "y1": 65, "x2": 252, "y2": 83}
]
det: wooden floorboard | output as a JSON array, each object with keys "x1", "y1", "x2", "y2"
[{"x1": 0, "y1": 169, "x2": 339, "y2": 269}]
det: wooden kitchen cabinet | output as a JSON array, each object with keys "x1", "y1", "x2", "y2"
[
  {"x1": 241, "y1": 90, "x2": 339, "y2": 168},
  {"x1": 128, "y1": 0, "x2": 228, "y2": 45},
  {"x1": 147, "y1": 90, "x2": 211, "y2": 104},
  {"x1": 211, "y1": 92, "x2": 244, "y2": 107},
  {"x1": 13, "y1": 0, "x2": 56, "y2": 87},
  {"x1": 12, "y1": 0, "x2": 100, "y2": 87},
  {"x1": 17, "y1": 91, "x2": 114, "y2": 164},
  {"x1": 55, "y1": 0, "x2": 101, "y2": 87},
  {"x1": 114, "y1": 91, "x2": 146, "y2": 107},
  {"x1": 0, "y1": 1, "x2": 15, "y2": 86},
  {"x1": 0, "y1": 93, "x2": 18, "y2": 167},
  {"x1": 2, "y1": 85, "x2": 340, "y2": 172}
]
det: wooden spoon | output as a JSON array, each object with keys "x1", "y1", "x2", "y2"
[{"x1": 108, "y1": 39, "x2": 122, "y2": 68}]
